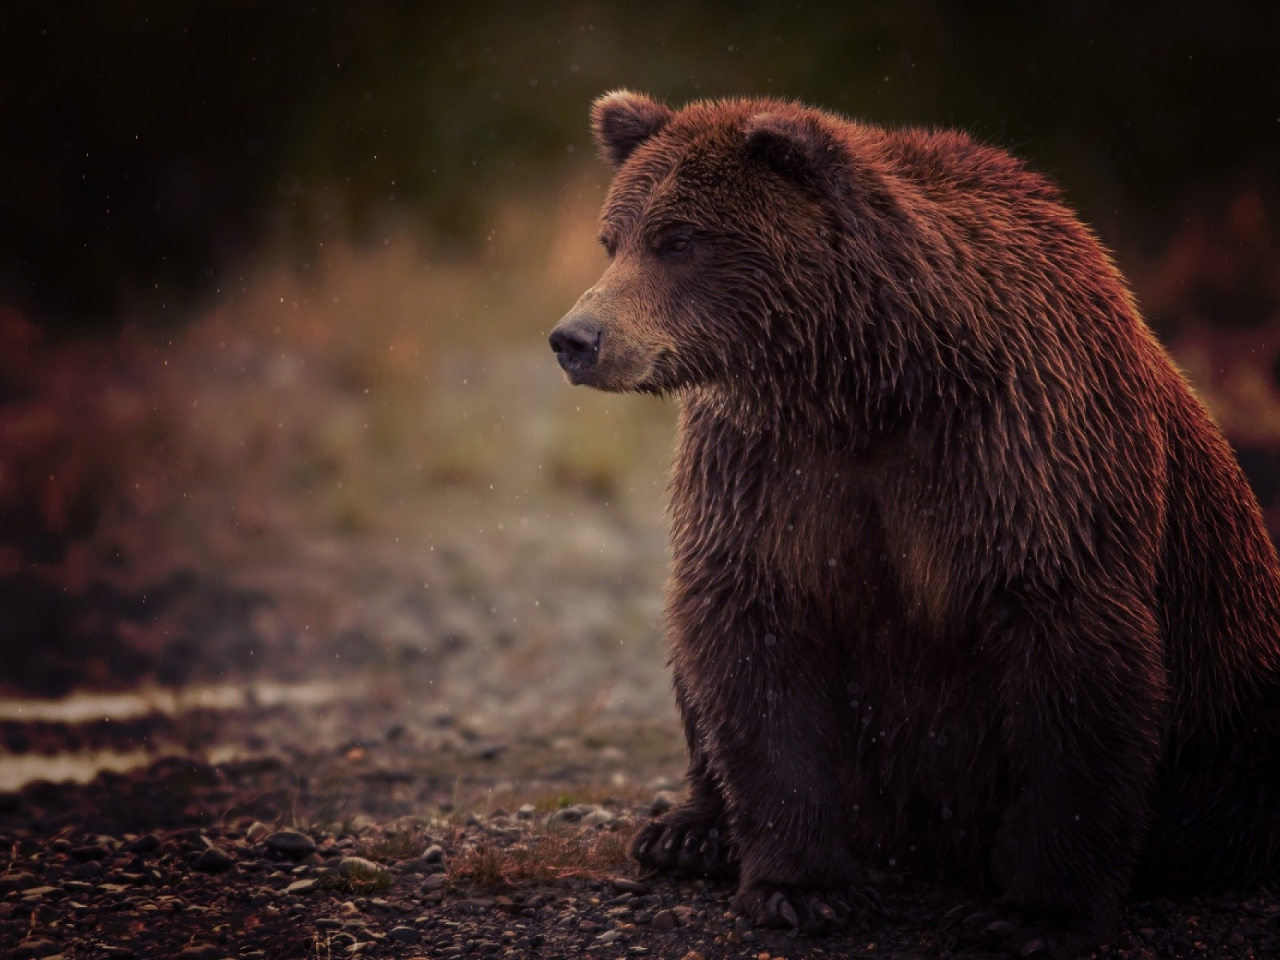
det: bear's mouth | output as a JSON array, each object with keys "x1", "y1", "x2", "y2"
[{"x1": 635, "y1": 349, "x2": 678, "y2": 395}]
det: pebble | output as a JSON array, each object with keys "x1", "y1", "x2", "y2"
[
  {"x1": 651, "y1": 909, "x2": 678, "y2": 932},
  {"x1": 286, "y1": 878, "x2": 318, "y2": 894},
  {"x1": 387, "y1": 925, "x2": 421, "y2": 943},
  {"x1": 13, "y1": 940, "x2": 61, "y2": 959},
  {"x1": 549, "y1": 805, "x2": 589, "y2": 824},
  {"x1": 650, "y1": 791, "x2": 682, "y2": 816},
  {"x1": 265, "y1": 830, "x2": 317, "y2": 861},
  {"x1": 0, "y1": 871, "x2": 39, "y2": 893},
  {"x1": 672, "y1": 904, "x2": 696, "y2": 924},
  {"x1": 338, "y1": 856, "x2": 385, "y2": 876},
  {"x1": 123, "y1": 834, "x2": 160, "y2": 855},
  {"x1": 192, "y1": 847, "x2": 235, "y2": 872},
  {"x1": 421, "y1": 844, "x2": 445, "y2": 863},
  {"x1": 420, "y1": 873, "x2": 447, "y2": 892},
  {"x1": 610, "y1": 876, "x2": 650, "y2": 895},
  {"x1": 172, "y1": 945, "x2": 222, "y2": 960}
]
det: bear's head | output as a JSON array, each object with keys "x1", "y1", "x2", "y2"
[{"x1": 550, "y1": 91, "x2": 852, "y2": 398}]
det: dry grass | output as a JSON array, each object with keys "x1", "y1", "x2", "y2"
[
  {"x1": 359, "y1": 825, "x2": 430, "y2": 862},
  {"x1": 449, "y1": 825, "x2": 631, "y2": 889},
  {"x1": 316, "y1": 861, "x2": 392, "y2": 895}
]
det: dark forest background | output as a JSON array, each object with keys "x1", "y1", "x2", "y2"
[
  {"x1": 2, "y1": 1, "x2": 1276, "y2": 333},
  {"x1": 1, "y1": 1, "x2": 1279, "y2": 699}
]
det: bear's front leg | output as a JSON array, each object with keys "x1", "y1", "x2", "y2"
[
  {"x1": 980, "y1": 585, "x2": 1166, "y2": 958},
  {"x1": 632, "y1": 667, "x2": 738, "y2": 879},
  {"x1": 671, "y1": 601, "x2": 871, "y2": 934}
]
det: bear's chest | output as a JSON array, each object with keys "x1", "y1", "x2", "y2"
[{"x1": 672, "y1": 417, "x2": 958, "y2": 636}]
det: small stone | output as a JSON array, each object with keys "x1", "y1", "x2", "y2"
[
  {"x1": 551, "y1": 803, "x2": 599, "y2": 824},
  {"x1": 103, "y1": 947, "x2": 135, "y2": 959},
  {"x1": 124, "y1": 834, "x2": 160, "y2": 855},
  {"x1": 596, "y1": 929, "x2": 624, "y2": 944},
  {"x1": 172, "y1": 945, "x2": 222, "y2": 960},
  {"x1": 454, "y1": 898, "x2": 494, "y2": 914},
  {"x1": 582, "y1": 808, "x2": 615, "y2": 827},
  {"x1": 680, "y1": 952, "x2": 706, "y2": 960},
  {"x1": 420, "y1": 873, "x2": 447, "y2": 892},
  {"x1": 265, "y1": 831, "x2": 316, "y2": 861},
  {"x1": 651, "y1": 909, "x2": 678, "y2": 932},
  {"x1": 338, "y1": 857, "x2": 385, "y2": 876},
  {"x1": 13, "y1": 940, "x2": 61, "y2": 959},
  {"x1": 21, "y1": 886, "x2": 60, "y2": 899},
  {"x1": 672, "y1": 904, "x2": 696, "y2": 925},
  {"x1": 286, "y1": 879, "x2": 318, "y2": 895},
  {"x1": 516, "y1": 804, "x2": 536, "y2": 819},
  {"x1": 387, "y1": 926, "x2": 421, "y2": 944},
  {"x1": 610, "y1": 877, "x2": 650, "y2": 895},
  {"x1": 71, "y1": 844, "x2": 109, "y2": 861},
  {"x1": 421, "y1": 844, "x2": 444, "y2": 863},
  {"x1": 650, "y1": 791, "x2": 682, "y2": 816},
  {"x1": 0, "y1": 871, "x2": 39, "y2": 893},
  {"x1": 192, "y1": 847, "x2": 234, "y2": 872}
]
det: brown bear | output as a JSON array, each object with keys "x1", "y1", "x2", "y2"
[{"x1": 549, "y1": 91, "x2": 1280, "y2": 958}]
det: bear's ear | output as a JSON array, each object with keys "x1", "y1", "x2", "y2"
[
  {"x1": 591, "y1": 90, "x2": 673, "y2": 168},
  {"x1": 745, "y1": 111, "x2": 836, "y2": 186}
]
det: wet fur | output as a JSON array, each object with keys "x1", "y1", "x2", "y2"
[{"x1": 560, "y1": 92, "x2": 1280, "y2": 956}]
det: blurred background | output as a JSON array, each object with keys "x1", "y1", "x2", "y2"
[{"x1": 0, "y1": 1, "x2": 1277, "y2": 790}]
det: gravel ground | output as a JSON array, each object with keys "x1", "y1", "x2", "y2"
[{"x1": 2, "y1": 740, "x2": 1279, "y2": 960}]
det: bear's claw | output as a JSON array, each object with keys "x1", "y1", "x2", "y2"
[
  {"x1": 734, "y1": 882, "x2": 878, "y2": 936},
  {"x1": 943, "y1": 905, "x2": 1085, "y2": 958},
  {"x1": 631, "y1": 812, "x2": 737, "y2": 879}
]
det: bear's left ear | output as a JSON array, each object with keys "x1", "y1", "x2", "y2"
[
  {"x1": 745, "y1": 111, "x2": 837, "y2": 186},
  {"x1": 592, "y1": 90, "x2": 673, "y2": 168}
]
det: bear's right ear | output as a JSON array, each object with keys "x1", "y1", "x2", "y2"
[
  {"x1": 591, "y1": 90, "x2": 673, "y2": 168},
  {"x1": 745, "y1": 111, "x2": 836, "y2": 187}
]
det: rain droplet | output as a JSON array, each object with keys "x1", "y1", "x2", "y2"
[
  {"x1": 763, "y1": 633, "x2": 777, "y2": 647},
  {"x1": 937, "y1": 735, "x2": 949, "y2": 747},
  {"x1": 850, "y1": 700, "x2": 859, "y2": 709},
  {"x1": 847, "y1": 681, "x2": 861, "y2": 694}
]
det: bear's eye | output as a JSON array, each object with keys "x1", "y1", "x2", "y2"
[
  {"x1": 598, "y1": 234, "x2": 618, "y2": 259},
  {"x1": 653, "y1": 231, "x2": 693, "y2": 258}
]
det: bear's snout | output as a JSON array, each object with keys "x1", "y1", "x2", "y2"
[{"x1": 549, "y1": 316, "x2": 604, "y2": 380}]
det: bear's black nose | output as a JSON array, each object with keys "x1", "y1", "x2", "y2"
[{"x1": 549, "y1": 318, "x2": 603, "y2": 375}]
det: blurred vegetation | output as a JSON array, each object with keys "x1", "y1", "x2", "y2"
[
  {"x1": 0, "y1": 1, "x2": 1275, "y2": 332},
  {"x1": 1, "y1": 1, "x2": 1278, "y2": 699}
]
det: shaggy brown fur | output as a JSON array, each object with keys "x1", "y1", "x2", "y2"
[{"x1": 549, "y1": 91, "x2": 1280, "y2": 958}]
